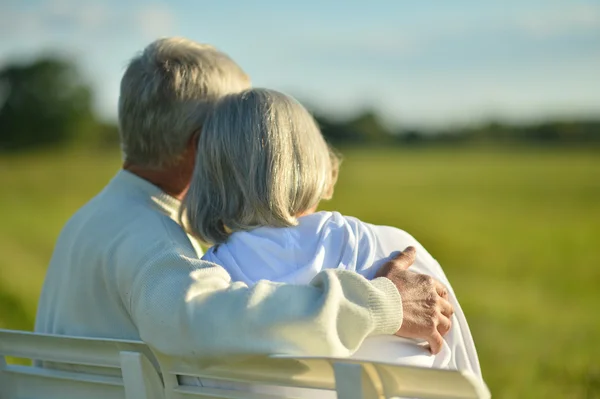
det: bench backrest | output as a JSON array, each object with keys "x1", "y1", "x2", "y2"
[
  {"x1": 0, "y1": 329, "x2": 162, "y2": 399},
  {"x1": 0, "y1": 329, "x2": 490, "y2": 399},
  {"x1": 152, "y1": 351, "x2": 490, "y2": 399}
]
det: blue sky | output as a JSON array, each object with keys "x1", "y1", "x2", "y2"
[{"x1": 1, "y1": 0, "x2": 599, "y2": 128}]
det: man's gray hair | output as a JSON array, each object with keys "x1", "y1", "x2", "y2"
[
  {"x1": 182, "y1": 88, "x2": 340, "y2": 244},
  {"x1": 118, "y1": 37, "x2": 250, "y2": 168}
]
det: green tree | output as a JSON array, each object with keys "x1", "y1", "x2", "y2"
[
  {"x1": 0, "y1": 57, "x2": 95, "y2": 151},
  {"x1": 346, "y1": 111, "x2": 392, "y2": 143}
]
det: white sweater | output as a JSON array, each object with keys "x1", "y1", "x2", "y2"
[
  {"x1": 35, "y1": 171, "x2": 403, "y2": 359},
  {"x1": 203, "y1": 211, "x2": 482, "y2": 378}
]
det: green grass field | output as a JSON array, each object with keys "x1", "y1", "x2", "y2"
[{"x1": 1, "y1": 147, "x2": 598, "y2": 398}]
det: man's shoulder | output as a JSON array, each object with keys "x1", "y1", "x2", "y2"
[
  {"x1": 63, "y1": 187, "x2": 166, "y2": 236},
  {"x1": 58, "y1": 185, "x2": 195, "y2": 266}
]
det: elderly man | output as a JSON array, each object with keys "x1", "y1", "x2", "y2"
[{"x1": 35, "y1": 38, "x2": 454, "y2": 358}]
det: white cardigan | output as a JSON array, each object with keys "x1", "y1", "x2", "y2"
[{"x1": 35, "y1": 171, "x2": 403, "y2": 359}]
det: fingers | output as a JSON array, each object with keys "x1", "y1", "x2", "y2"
[
  {"x1": 374, "y1": 246, "x2": 417, "y2": 279},
  {"x1": 388, "y1": 246, "x2": 417, "y2": 271},
  {"x1": 434, "y1": 280, "x2": 449, "y2": 300},
  {"x1": 428, "y1": 331, "x2": 445, "y2": 355},
  {"x1": 436, "y1": 313, "x2": 452, "y2": 336},
  {"x1": 438, "y1": 297, "x2": 454, "y2": 319}
]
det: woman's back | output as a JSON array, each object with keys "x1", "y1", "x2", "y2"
[
  {"x1": 202, "y1": 211, "x2": 481, "y2": 375},
  {"x1": 183, "y1": 88, "x2": 482, "y2": 396},
  {"x1": 203, "y1": 211, "x2": 381, "y2": 285}
]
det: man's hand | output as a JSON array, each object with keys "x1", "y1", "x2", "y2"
[{"x1": 375, "y1": 246, "x2": 454, "y2": 355}]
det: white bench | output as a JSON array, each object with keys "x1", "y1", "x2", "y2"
[{"x1": 0, "y1": 329, "x2": 490, "y2": 399}]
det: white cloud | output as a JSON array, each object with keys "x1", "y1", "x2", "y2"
[
  {"x1": 295, "y1": 29, "x2": 419, "y2": 62},
  {"x1": 135, "y1": 4, "x2": 176, "y2": 39},
  {"x1": 0, "y1": 0, "x2": 113, "y2": 37},
  {"x1": 0, "y1": 0, "x2": 177, "y2": 40},
  {"x1": 0, "y1": 5, "x2": 40, "y2": 37},
  {"x1": 516, "y1": 3, "x2": 600, "y2": 38},
  {"x1": 77, "y1": 3, "x2": 111, "y2": 30}
]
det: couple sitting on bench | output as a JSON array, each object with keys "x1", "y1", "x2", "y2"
[{"x1": 34, "y1": 37, "x2": 482, "y2": 396}]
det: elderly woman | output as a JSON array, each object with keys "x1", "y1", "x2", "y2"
[{"x1": 182, "y1": 88, "x2": 482, "y2": 393}]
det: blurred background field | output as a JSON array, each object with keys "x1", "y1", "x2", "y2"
[
  {"x1": 1, "y1": 1, "x2": 600, "y2": 397},
  {"x1": 1, "y1": 146, "x2": 598, "y2": 398}
]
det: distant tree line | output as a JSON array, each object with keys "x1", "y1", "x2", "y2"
[
  {"x1": 1, "y1": 56, "x2": 598, "y2": 153},
  {"x1": 0, "y1": 57, "x2": 118, "y2": 152},
  {"x1": 314, "y1": 112, "x2": 600, "y2": 147}
]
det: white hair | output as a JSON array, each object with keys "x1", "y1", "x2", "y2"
[
  {"x1": 118, "y1": 37, "x2": 251, "y2": 168},
  {"x1": 182, "y1": 88, "x2": 340, "y2": 244}
]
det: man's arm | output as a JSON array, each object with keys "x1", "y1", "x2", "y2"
[{"x1": 124, "y1": 251, "x2": 402, "y2": 358}]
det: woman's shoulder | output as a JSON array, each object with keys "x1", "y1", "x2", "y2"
[
  {"x1": 302, "y1": 211, "x2": 412, "y2": 241},
  {"x1": 323, "y1": 212, "x2": 432, "y2": 263},
  {"x1": 306, "y1": 212, "x2": 419, "y2": 271},
  {"x1": 301, "y1": 211, "x2": 376, "y2": 240},
  {"x1": 319, "y1": 211, "x2": 417, "y2": 244}
]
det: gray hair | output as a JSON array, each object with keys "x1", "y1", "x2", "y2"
[
  {"x1": 118, "y1": 37, "x2": 251, "y2": 168},
  {"x1": 182, "y1": 88, "x2": 340, "y2": 244}
]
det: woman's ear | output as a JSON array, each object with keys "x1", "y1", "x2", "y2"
[{"x1": 322, "y1": 146, "x2": 341, "y2": 200}]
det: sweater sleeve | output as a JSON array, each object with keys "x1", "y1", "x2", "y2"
[{"x1": 124, "y1": 251, "x2": 402, "y2": 358}]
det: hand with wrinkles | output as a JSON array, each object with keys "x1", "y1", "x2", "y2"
[{"x1": 375, "y1": 246, "x2": 454, "y2": 354}]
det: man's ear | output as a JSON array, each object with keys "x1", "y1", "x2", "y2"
[
  {"x1": 188, "y1": 128, "x2": 201, "y2": 148},
  {"x1": 185, "y1": 129, "x2": 202, "y2": 160}
]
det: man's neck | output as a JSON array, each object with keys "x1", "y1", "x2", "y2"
[{"x1": 123, "y1": 163, "x2": 191, "y2": 200}]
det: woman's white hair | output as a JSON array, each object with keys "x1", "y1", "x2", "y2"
[
  {"x1": 182, "y1": 88, "x2": 340, "y2": 244},
  {"x1": 118, "y1": 37, "x2": 250, "y2": 168}
]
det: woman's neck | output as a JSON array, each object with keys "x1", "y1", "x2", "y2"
[{"x1": 296, "y1": 205, "x2": 318, "y2": 218}]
